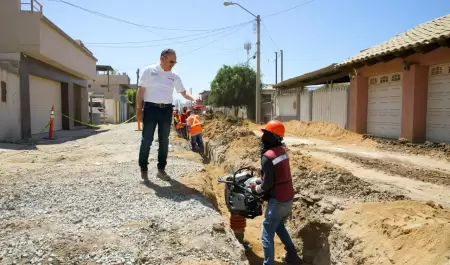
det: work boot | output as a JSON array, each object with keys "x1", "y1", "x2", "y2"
[
  {"x1": 282, "y1": 248, "x2": 303, "y2": 264},
  {"x1": 141, "y1": 170, "x2": 149, "y2": 182},
  {"x1": 157, "y1": 169, "x2": 171, "y2": 181}
]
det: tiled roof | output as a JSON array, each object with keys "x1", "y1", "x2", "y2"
[{"x1": 338, "y1": 14, "x2": 450, "y2": 66}]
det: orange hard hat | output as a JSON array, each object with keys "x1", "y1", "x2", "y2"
[{"x1": 261, "y1": 120, "x2": 285, "y2": 137}]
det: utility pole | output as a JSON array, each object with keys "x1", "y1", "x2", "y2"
[
  {"x1": 280, "y1": 50, "x2": 284, "y2": 82},
  {"x1": 256, "y1": 15, "x2": 261, "y2": 124},
  {"x1": 275, "y1": 51, "x2": 278, "y2": 84},
  {"x1": 223, "y1": 2, "x2": 261, "y2": 124},
  {"x1": 136, "y1": 68, "x2": 140, "y2": 88}
]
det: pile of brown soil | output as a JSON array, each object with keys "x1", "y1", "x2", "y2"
[
  {"x1": 202, "y1": 114, "x2": 251, "y2": 139},
  {"x1": 283, "y1": 120, "x2": 375, "y2": 145},
  {"x1": 335, "y1": 200, "x2": 450, "y2": 265}
]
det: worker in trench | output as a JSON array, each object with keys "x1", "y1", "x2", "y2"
[
  {"x1": 248, "y1": 120, "x2": 303, "y2": 265},
  {"x1": 179, "y1": 106, "x2": 189, "y2": 140},
  {"x1": 186, "y1": 106, "x2": 205, "y2": 155}
]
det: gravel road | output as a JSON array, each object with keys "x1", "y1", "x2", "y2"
[{"x1": 0, "y1": 123, "x2": 247, "y2": 265}]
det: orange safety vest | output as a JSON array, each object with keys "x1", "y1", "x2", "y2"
[
  {"x1": 175, "y1": 116, "x2": 182, "y2": 129},
  {"x1": 187, "y1": 114, "x2": 202, "y2": 135}
]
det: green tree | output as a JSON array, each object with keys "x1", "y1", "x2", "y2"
[
  {"x1": 210, "y1": 64, "x2": 262, "y2": 119},
  {"x1": 126, "y1": 89, "x2": 137, "y2": 119}
]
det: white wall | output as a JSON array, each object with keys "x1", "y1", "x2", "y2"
[
  {"x1": 276, "y1": 94, "x2": 297, "y2": 117},
  {"x1": 274, "y1": 84, "x2": 349, "y2": 128},
  {"x1": 0, "y1": 68, "x2": 21, "y2": 141},
  {"x1": 300, "y1": 91, "x2": 311, "y2": 121},
  {"x1": 104, "y1": 99, "x2": 115, "y2": 123},
  {"x1": 312, "y1": 86, "x2": 349, "y2": 129}
]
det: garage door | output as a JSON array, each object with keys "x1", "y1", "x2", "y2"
[
  {"x1": 426, "y1": 64, "x2": 450, "y2": 143},
  {"x1": 29, "y1": 75, "x2": 62, "y2": 134},
  {"x1": 367, "y1": 73, "x2": 402, "y2": 139}
]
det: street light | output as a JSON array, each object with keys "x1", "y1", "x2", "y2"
[{"x1": 223, "y1": 1, "x2": 261, "y2": 124}]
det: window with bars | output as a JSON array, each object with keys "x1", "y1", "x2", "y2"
[
  {"x1": 391, "y1": 74, "x2": 401, "y2": 82},
  {"x1": 431, "y1": 66, "x2": 443, "y2": 76},
  {"x1": 369, "y1": 78, "x2": 377, "y2": 85},
  {"x1": 380, "y1": 76, "x2": 389, "y2": 83}
]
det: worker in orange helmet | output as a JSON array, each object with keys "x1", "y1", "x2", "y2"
[
  {"x1": 248, "y1": 120, "x2": 302, "y2": 265},
  {"x1": 186, "y1": 107, "x2": 204, "y2": 155}
]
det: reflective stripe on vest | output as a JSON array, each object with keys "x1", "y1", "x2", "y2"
[
  {"x1": 272, "y1": 154, "x2": 288, "y2": 166},
  {"x1": 190, "y1": 115, "x2": 201, "y2": 127}
]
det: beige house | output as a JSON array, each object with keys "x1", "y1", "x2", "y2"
[
  {"x1": 0, "y1": 0, "x2": 97, "y2": 141},
  {"x1": 88, "y1": 65, "x2": 130, "y2": 124}
]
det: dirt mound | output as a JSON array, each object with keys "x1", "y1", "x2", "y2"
[
  {"x1": 283, "y1": 120, "x2": 376, "y2": 145},
  {"x1": 335, "y1": 200, "x2": 450, "y2": 265},
  {"x1": 364, "y1": 135, "x2": 450, "y2": 161},
  {"x1": 205, "y1": 126, "x2": 260, "y2": 172},
  {"x1": 202, "y1": 114, "x2": 251, "y2": 139}
]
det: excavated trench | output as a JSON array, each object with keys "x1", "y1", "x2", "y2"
[
  {"x1": 177, "y1": 117, "x2": 450, "y2": 265},
  {"x1": 197, "y1": 135, "x2": 406, "y2": 265}
]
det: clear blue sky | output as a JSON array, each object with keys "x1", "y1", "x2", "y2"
[{"x1": 40, "y1": 0, "x2": 449, "y2": 101}]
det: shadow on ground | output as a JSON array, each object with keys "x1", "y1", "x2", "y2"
[
  {"x1": 246, "y1": 250, "x2": 284, "y2": 265},
  {"x1": 142, "y1": 176, "x2": 216, "y2": 212},
  {"x1": 32, "y1": 128, "x2": 109, "y2": 146}
]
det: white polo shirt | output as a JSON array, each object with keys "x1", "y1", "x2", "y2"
[{"x1": 138, "y1": 63, "x2": 186, "y2": 104}]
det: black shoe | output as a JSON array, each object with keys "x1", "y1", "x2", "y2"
[
  {"x1": 281, "y1": 251, "x2": 305, "y2": 265},
  {"x1": 282, "y1": 252, "x2": 303, "y2": 264},
  {"x1": 141, "y1": 170, "x2": 149, "y2": 181},
  {"x1": 157, "y1": 169, "x2": 171, "y2": 181}
]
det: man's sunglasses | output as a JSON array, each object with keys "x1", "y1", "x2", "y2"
[{"x1": 163, "y1": 56, "x2": 177, "y2": 64}]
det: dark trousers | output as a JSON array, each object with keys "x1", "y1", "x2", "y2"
[
  {"x1": 138, "y1": 105, "x2": 172, "y2": 171},
  {"x1": 180, "y1": 127, "x2": 188, "y2": 139},
  {"x1": 190, "y1": 133, "x2": 204, "y2": 153}
]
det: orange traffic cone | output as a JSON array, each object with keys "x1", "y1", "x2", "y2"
[{"x1": 44, "y1": 105, "x2": 56, "y2": 140}]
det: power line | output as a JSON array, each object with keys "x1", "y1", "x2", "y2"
[
  {"x1": 49, "y1": 0, "x2": 251, "y2": 33},
  {"x1": 86, "y1": 22, "x2": 252, "y2": 49},
  {"x1": 84, "y1": 21, "x2": 252, "y2": 45},
  {"x1": 263, "y1": 0, "x2": 317, "y2": 19},
  {"x1": 261, "y1": 21, "x2": 279, "y2": 52},
  {"x1": 48, "y1": 0, "x2": 168, "y2": 38},
  {"x1": 179, "y1": 23, "x2": 251, "y2": 58}
]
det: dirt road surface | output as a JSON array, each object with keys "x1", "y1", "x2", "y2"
[
  {"x1": 253, "y1": 130, "x2": 450, "y2": 208},
  {"x1": 0, "y1": 124, "x2": 247, "y2": 265},
  {"x1": 2, "y1": 116, "x2": 450, "y2": 265}
]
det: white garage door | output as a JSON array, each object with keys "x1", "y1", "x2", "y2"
[
  {"x1": 367, "y1": 73, "x2": 402, "y2": 139},
  {"x1": 29, "y1": 75, "x2": 62, "y2": 134},
  {"x1": 426, "y1": 64, "x2": 450, "y2": 143}
]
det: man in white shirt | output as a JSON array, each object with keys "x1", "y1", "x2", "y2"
[{"x1": 136, "y1": 48, "x2": 199, "y2": 181}]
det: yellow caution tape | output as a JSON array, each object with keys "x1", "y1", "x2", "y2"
[
  {"x1": 39, "y1": 121, "x2": 51, "y2": 134},
  {"x1": 49, "y1": 109, "x2": 137, "y2": 129},
  {"x1": 60, "y1": 113, "x2": 103, "y2": 129}
]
